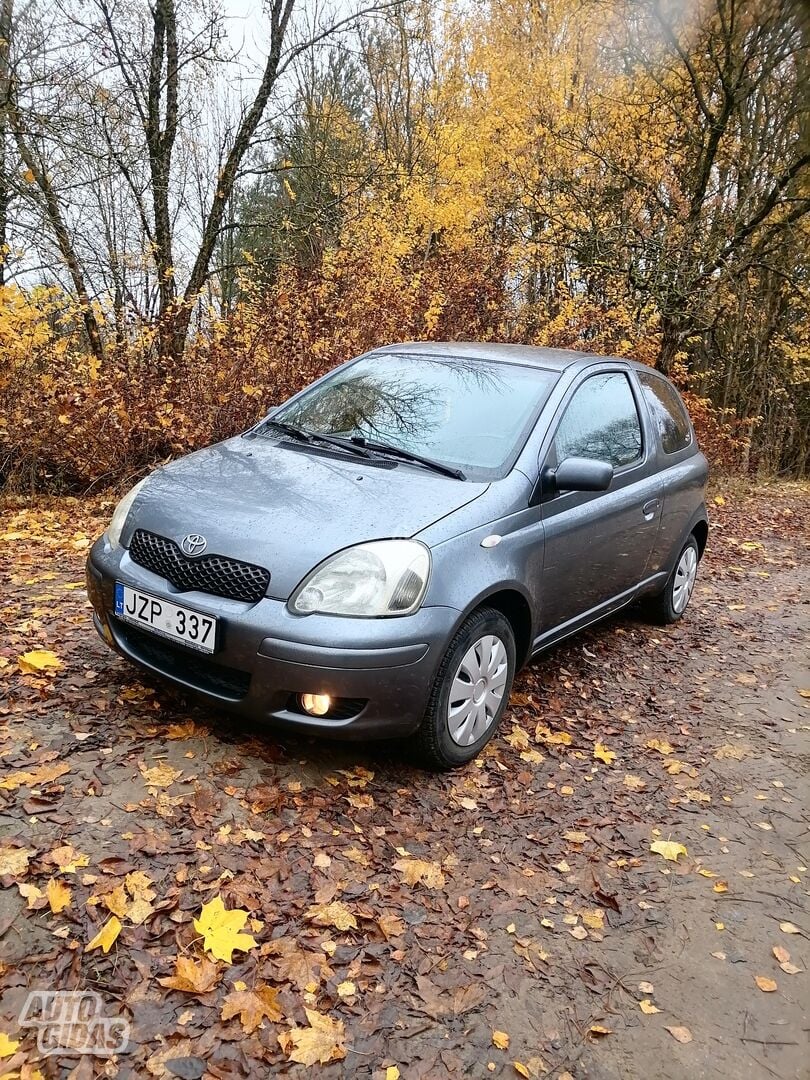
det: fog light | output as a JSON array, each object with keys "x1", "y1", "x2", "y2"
[{"x1": 301, "y1": 693, "x2": 331, "y2": 717}]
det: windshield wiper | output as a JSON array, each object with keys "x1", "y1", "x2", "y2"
[
  {"x1": 349, "y1": 436, "x2": 466, "y2": 480},
  {"x1": 263, "y1": 419, "x2": 371, "y2": 458}
]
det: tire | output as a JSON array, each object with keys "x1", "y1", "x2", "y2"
[
  {"x1": 415, "y1": 607, "x2": 516, "y2": 770},
  {"x1": 644, "y1": 535, "x2": 700, "y2": 625}
]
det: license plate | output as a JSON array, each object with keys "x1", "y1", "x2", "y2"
[{"x1": 114, "y1": 583, "x2": 217, "y2": 654}]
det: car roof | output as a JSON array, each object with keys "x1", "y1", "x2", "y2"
[{"x1": 370, "y1": 340, "x2": 651, "y2": 375}]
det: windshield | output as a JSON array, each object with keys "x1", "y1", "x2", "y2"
[{"x1": 263, "y1": 352, "x2": 558, "y2": 480}]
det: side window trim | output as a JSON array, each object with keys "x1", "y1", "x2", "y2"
[{"x1": 546, "y1": 368, "x2": 646, "y2": 480}]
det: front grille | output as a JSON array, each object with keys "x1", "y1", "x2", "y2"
[
  {"x1": 129, "y1": 530, "x2": 270, "y2": 603},
  {"x1": 115, "y1": 620, "x2": 251, "y2": 700}
]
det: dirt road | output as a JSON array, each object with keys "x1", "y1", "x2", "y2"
[{"x1": 0, "y1": 485, "x2": 807, "y2": 1079}]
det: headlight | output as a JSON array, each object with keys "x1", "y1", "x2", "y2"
[
  {"x1": 106, "y1": 477, "x2": 149, "y2": 547},
  {"x1": 289, "y1": 539, "x2": 431, "y2": 617}
]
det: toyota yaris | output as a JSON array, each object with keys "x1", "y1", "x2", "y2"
[{"x1": 87, "y1": 342, "x2": 708, "y2": 768}]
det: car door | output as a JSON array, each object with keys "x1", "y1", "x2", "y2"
[{"x1": 538, "y1": 368, "x2": 663, "y2": 638}]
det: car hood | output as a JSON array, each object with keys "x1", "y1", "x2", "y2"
[{"x1": 123, "y1": 435, "x2": 489, "y2": 598}]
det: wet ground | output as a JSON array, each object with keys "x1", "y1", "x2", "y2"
[{"x1": 0, "y1": 485, "x2": 807, "y2": 1078}]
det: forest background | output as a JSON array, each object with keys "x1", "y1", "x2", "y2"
[{"x1": 0, "y1": 0, "x2": 807, "y2": 490}]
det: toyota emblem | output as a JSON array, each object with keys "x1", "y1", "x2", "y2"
[{"x1": 181, "y1": 533, "x2": 207, "y2": 557}]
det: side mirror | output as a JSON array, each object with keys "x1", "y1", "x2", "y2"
[{"x1": 549, "y1": 456, "x2": 614, "y2": 493}]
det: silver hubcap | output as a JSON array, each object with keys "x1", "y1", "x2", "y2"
[
  {"x1": 447, "y1": 634, "x2": 509, "y2": 746},
  {"x1": 672, "y1": 545, "x2": 698, "y2": 613}
]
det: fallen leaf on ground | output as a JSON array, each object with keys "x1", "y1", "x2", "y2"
[
  {"x1": 305, "y1": 901, "x2": 358, "y2": 931},
  {"x1": 86, "y1": 915, "x2": 122, "y2": 954},
  {"x1": 393, "y1": 857, "x2": 445, "y2": 888},
  {"x1": 779, "y1": 922, "x2": 800, "y2": 934},
  {"x1": 221, "y1": 985, "x2": 282, "y2": 1033},
  {"x1": 0, "y1": 843, "x2": 32, "y2": 877},
  {"x1": 650, "y1": 839, "x2": 688, "y2": 862},
  {"x1": 665, "y1": 1026, "x2": 693, "y2": 1043},
  {"x1": 772, "y1": 945, "x2": 790, "y2": 964},
  {"x1": 194, "y1": 896, "x2": 258, "y2": 963},
  {"x1": 492, "y1": 1030, "x2": 510, "y2": 1049},
  {"x1": 0, "y1": 1032, "x2": 20, "y2": 1057},
  {"x1": 139, "y1": 762, "x2": 183, "y2": 787},
  {"x1": 639, "y1": 999, "x2": 660, "y2": 1014},
  {"x1": 158, "y1": 956, "x2": 221, "y2": 994},
  {"x1": 278, "y1": 1009, "x2": 346, "y2": 1066},
  {"x1": 754, "y1": 975, "x2": 777, "y2": 992},
  {"x1": 594, "y1": 742, "x2": 616, "y2": 764},
  {"x1": 46, "y1": 878, "x2": 72, "y2": 914},
  {"x1": 377, "y1": 914, "x2": 406, "y2": 940},
  {"x1": 646, "y1": 738, "x2": 674, "y2": 755},
  {"x1": 18, "y1": 649, "x2": 62, "y2": 674}
]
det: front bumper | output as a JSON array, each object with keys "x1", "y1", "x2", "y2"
[{"x1": 86, "y1": 538, "x2": 461, "y2": 739}]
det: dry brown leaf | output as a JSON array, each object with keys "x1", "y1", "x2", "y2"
[
  {"x1": 158, "y1": 955, "x2": 221, "y2": 995},
  {"x1": 221, "y1": 985, "x2": 282, "y2": 1033},
  {"x1": 378, "y1": 914, "x2": 406, "y2": 940},
  {"x1": 305, "y1": 901, "x2": 358, "y2": 932},
  {"x1": 754, "y1": 975, "x2": 777, "y2": 992},
  {"x1": 393, "y1": 857, "x2": 446, "y2": 888},
  {"x1": 278, "y1": 1009, "x2": 346, "y2": 1066},
  {"x1": 665, "y1": 1025, "x2": 693, "y2": 1043}
]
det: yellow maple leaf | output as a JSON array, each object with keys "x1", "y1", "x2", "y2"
[
  {"x1": 278, "y1": 1008, "x2": 346, "y2": 1066},
  {"x1": 100, "y1": 884, "x2": 129, "y2": 918},
  {"x1": 305, "y1": 901, "x2": 358, "y2": 932},
  {"x1": 0, "y1": 1032, "x2": 20, "y2": 1057},
  {"x1": 535, "y1": 725, "x2": 572, "y2": 746},
  {"x1": 645, "y1": 738, "x2": 674, "y2": 755},
  {"x1": 139, "y1": 762, "x2": 182, "y2": 787},
  {"x1": 194, "y1": 896, "x2": 258, "y2": 963},
  {"x1": 594, "y1": 742, "x2": 616, "y2": 765},
  {"x1": 650, "y1": 839, "x2": 688, "y2": 862},
  {"x1": 221, "y1": 985, "x2": 282, "y2": 1033},
  {"x1": 623, "y1": 774, "x2": 646, "y2": 791},
  {"x1": 392, "y1": 857, "x2": 446, "y2": 888},
  {"x1": 87, "y1": 915, "x2": 122, "y2": 954},
  {"x1": 493, "y1": 1030, "x2": 510, "y2": 1049},
  {"x1": 46, "y1": 878, "x2": 72, "y2": 914},
  {"x1": 18, "y1": 649, "x2": 62, "y2": 674},
  {"x1": 158, "y1": 955, "x2": 221, "y2": 994}
]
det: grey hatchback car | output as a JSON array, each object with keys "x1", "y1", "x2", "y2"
[{"x1": 87, "y1": 342, "x2": 708, "y2": 768}]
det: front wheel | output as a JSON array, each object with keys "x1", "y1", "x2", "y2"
[
  {"x1": 644, "y1": 535, "x2": 700, "y2": 624},
  {"x1": 415, "y1": 607, "x2": 516, "y2": 769}
]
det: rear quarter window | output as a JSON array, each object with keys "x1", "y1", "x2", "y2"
[{"x1": 638, "y1": 372, "x2": 692, "y2": 454}]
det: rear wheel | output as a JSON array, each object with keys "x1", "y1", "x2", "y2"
[
  {"x1": 644, "y1": 535, "x2": 700, "y2": 624},
  {"x1": 415, "y1": 607, "x2": 515, "y2": 769}
]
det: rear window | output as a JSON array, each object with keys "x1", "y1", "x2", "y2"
[{"x1": 638, "y1": 372, "x2": 692, "y2": 454}]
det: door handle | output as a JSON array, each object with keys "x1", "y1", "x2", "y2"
[{"x1": 642, "y1": 498, "x2": 660, "y2": 518}]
